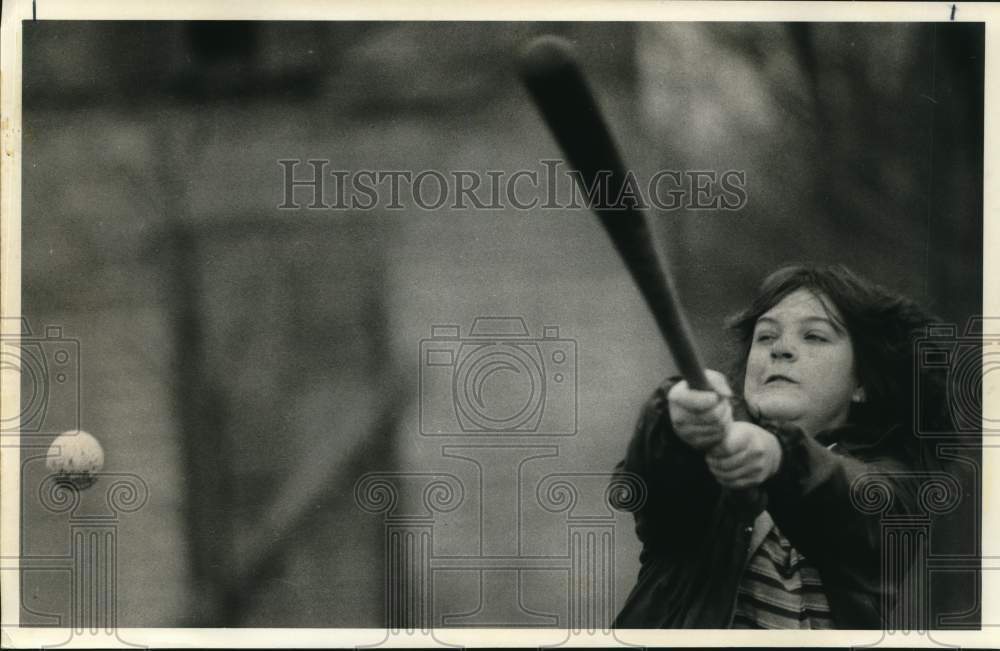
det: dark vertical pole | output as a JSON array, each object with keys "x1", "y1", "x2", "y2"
[
  {"x1": 164, "y1": 222, "x2": 240, "y2": 625},
  {"x1": 927, "y1": 22, "x2": 983, "y2": 324},
  {"x1": 155, "y1": 119, "x2": 241, "y2": 625}
]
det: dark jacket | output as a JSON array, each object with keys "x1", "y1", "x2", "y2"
[{"x1": 612, "y1": 377, "x2": 922, "y2": 629}]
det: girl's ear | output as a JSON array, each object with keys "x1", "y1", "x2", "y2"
[{"x1": 852, "y1": 386, "x2": 867, "y2": 404}]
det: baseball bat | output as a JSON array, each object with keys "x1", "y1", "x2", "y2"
[
  {"x1": 518, "y1": 35, "x2": 710, "y2": 392},
  {"x1": 519, "y1": 36, "x2": 763, "y2": 511}
]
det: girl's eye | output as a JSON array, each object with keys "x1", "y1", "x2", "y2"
[
  {"x1": 755, "y1": 333, "x2": 776, "y2": 343},
  {"x1": 805, "y1": 332, "x2": 829, "y2": 342}
]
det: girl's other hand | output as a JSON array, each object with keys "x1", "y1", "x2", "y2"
[{"x1": 706, "y1": 422, "x2": 782, "y2": 490}]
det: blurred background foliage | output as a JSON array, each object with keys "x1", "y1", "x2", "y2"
[{"x1": 20, "y1": 21, "x2": 981, "y2": 627}]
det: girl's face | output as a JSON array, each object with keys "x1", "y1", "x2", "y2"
[{"x1": 743, "y1": 288, "x2": 860, "y2": 436}]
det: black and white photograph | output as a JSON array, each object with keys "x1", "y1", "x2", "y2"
[{"x1": 0, "y1": 2, "x2": 994, "y2": 647}]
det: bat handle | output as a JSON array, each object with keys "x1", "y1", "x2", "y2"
[{"x1": 681, "y1": 366, "x2": 711, "y2": 392}]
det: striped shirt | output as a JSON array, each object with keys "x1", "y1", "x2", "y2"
[{"x1": 732, "y1": 511, "x2": 835, "y2": 629}]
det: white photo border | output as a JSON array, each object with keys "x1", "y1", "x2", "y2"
[{"x1": 1, "y1": 1, "x2": 996, "y2": 648}]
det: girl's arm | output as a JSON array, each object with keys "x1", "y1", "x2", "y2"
[
  {"x1": 616, "y1": 377, "x2": 724, "y2": 556},
  {"x1": 762, "y1": 424, "x2": 922, "y2": 595}
]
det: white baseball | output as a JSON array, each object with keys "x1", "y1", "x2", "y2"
[{"x1": 46, "y1": 430, "x2": 105, "y2": 489}]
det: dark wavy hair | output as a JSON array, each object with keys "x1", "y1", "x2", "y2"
[{"x1": 725, "y1": 264, "x2": 950, "y2": 448}]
